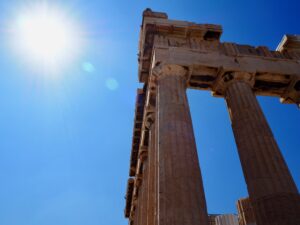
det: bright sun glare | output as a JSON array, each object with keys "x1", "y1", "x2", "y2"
[{"x1": 11, "y1": 3, "x2": 81, "y2": 72}]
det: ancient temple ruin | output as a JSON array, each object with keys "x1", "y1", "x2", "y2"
[{"x1": 125, "y1": 9, "x2": 300, "y2": 225}]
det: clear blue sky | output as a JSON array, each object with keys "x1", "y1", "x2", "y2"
[{"x1": 0, "y1": 0, "x2": 299, "y2": 225}]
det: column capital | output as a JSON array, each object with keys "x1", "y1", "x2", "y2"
[
  {"x1": 138, "y1": 146, "x2": 148, "y2": 162},
  {"x1": 213, "y1": 71, "x2": 255, "y2": 96},
  {"x1": 152, "y1": 63, "x2": 188, "y2": 80},
  {"x1": 144, "y1": 112, "x2": 155, "y2": 130}
]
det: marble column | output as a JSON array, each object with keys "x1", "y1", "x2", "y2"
[
  {"x1": 146, "y1": 118, "x2": 157, "y2": 225},
  {"x1": 140, "y1": 154, "x2": 149, "y2": 225},
  {"x1": 224, "y1": 77, "x2": 300, "y2": 225},
  {"x1": 154, "y1": 64, "x2": 209, "y2": 225},
  {"x1": 134, "y1": 191, "x2": 140, "y2": 225},
  {"x1": 237, "y1": 197, "x2": 256, "y2": 225}
]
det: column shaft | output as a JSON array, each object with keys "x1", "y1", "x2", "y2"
[
  {"x1": 225, "y1": 81, "x2": 300, "y2": 225},
  {"x1": 140, "y1": 159, "x2": 149, "y2": 225},
  {"x1": 147, "y1": 123, "x2": 157, "y2": 225},
  {"x1": 154, "y1": 118, "x2": 159, "y2": 225},
  {"x1": 134, "y1": 193, "x2": 140, "y2": 225},
  {"x1": 157, "y1": 73, "x2": 209, "y2": 225}
]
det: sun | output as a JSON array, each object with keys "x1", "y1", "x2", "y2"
[{"x1": 11, "y1": 3, "x2": 82, "y2": 72}]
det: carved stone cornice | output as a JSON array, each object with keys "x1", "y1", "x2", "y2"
[
  {"x1": 144, "y1": 113, "x2": 155, "y2": 130},
  {"x1": 139, "y1": 9, "x2": 222, "y2": 82},
  {"x1": 277, "y1": 35, "x2": 300, "y2": 54},
  {"x1": 212, "y1": 71, "x2": 255, "y2": 96},
  {"x1": 124, "y1": 178, "x2": 134, "y2": 218}
]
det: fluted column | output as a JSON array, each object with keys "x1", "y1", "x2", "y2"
[
  {"x1": 146, "y1": 115, "x2": 157, "y2": 225},
  {"x1": 153, "y1": 64, "x2": 209, "y2": 225},
  {"x1": 237, "y1": 197, "x2": 256, "y2": 225},
  {"x1": 223, "y1": 72, "x2": 300, "y2": 225},
  {"x1": 139, "y1": 154, "x2": 149, "y2": 225}
]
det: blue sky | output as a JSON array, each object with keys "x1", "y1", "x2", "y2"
[{"x1": 0, "y1": 0, "x2": 299, "y2": 225}]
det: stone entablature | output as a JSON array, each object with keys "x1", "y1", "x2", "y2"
[
  {"x1": 277, "y1": 34, "x2": 300, "y2": 53},
  {"x1": 139, "y1": 9, "x2": 300, "y2": 105}
]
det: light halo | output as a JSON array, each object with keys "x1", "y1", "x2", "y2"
[{"x1": 10, "y1": 3, "x2": 82, "y2": 73}]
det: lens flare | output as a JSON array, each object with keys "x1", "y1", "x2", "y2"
[
  {"x1": 106, "y1": 78, "x2": 119, "y2": 91},
  {"x1": 82, "y1": 62, "x2": 95, "y2": 73}
]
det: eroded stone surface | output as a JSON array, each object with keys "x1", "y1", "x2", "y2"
[
  {"x1": 155, "y1": 65, "x2": 208, "y2": 225},
  {"x1": 225, "y1": 80, "x2": 300, "y2": 225}
]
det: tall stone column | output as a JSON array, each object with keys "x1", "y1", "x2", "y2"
[
  {"x1": 237, "y1": 197, "x2": 256, "y2": 225},
  {"x1": 222, "y1": 72, "x2": 300, "y2": 225},
  {"x1": 153, "y1": 64, "x2": 209, "y2": 225},
  {"x1": 138, "y1": 145, "x2": 149, "y2": 225},
  {"x1": 146, "y1": 114, "x2": 157, "y2": 225}
]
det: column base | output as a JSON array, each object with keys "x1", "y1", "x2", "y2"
[{"x1": 252, "y1": 193, "x2": 300, "y2": 225}]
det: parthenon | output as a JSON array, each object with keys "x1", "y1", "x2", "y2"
[{"x1": 125, "y1": 9, "x2": 300, "y2": 225}]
